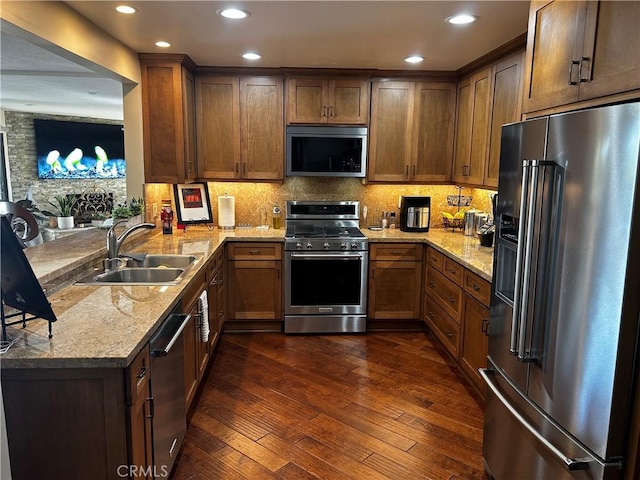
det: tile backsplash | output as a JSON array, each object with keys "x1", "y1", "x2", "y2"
[{"x1": 144, "y1": 178, "x2": 496, "y2": 229}]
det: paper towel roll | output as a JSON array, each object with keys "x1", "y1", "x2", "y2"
[{"x1": 218, "y1": 195, "x2": 235, "y2": 230}]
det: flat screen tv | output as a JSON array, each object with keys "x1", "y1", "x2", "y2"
[{"x1": 34, "y1": 119, "x2": 126, "y2": 179}]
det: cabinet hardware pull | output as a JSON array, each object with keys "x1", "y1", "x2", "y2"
[
  {"x1": 235, "y1": 162, "x2": 239, "y2": 173},
  {"x1": 249, "y1": 250, "x2": 261, "y2": 254},
  {"x1": 329, "y1": 106, "x2": 335, "y2": 117},
  {"x1": 322, "y1": 105, "x2": 328, "y2": 117},
  {"x1": 427, "y1": 311, "x2": 435, "y2": 319},
  {"x1": 390, "y1": 251, "x2": 402, "y2": 255},
  {"x1": 445, "y1": 331, "x2": 453, "y2": 338},
  {"x1": 137, "y1": 365, "x2": 148, "y2": 379},
  {"x1": 568, "y1": 60, "x2": 580, "y2": 85},
  {"x1": 429, "y1": 281, "x2": 436, "y2": 287},
  {"x1": 472, "y1": 284, "x2": 480, "y2": 291},
  {"x1": 405, "y1": 165, "x2": 409, "y2": 178},
  {"x1": 578, "y1": 56, "x2": 590, "y2": 83},
  {"x1": 448, "y1": 296, "x2": 455, "y2": 304},
  {"x1": 243, "y1": 163, "x2": 247, "y2": 175},
  {"x1": 412, "y1": 165, "x2": 416, "y2": 178},
  {"x1": 147, "y1": 396, "x2": 154, "y2": 419},
  {"x1": 482, "y1": 318, "x2": 489, "y2": 334},
  {"x1": 448, "y1": 268, "x2": 456, "y2": 274}
]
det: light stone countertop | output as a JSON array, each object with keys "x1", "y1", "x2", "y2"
[{"x1": 1, "y1": 225, "x2": 491, "y2": 369}]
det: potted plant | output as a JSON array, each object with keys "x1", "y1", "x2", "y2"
[
  {"x1": 90, "y1": 212, "x2": 108, "y2": 228},
  {"x1": 128, "y1": 197, "x2": 144, "y2": 225},
  {"x1": 48, "y1": 194, "x2": 77, "y2": 230},
  {"x1": 111, "y1": 204, "x2": 133, "y2": 220}
]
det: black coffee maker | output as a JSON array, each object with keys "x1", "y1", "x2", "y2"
[{"x1": 400, "y1": 196, "x2": 431, "y2": 232}]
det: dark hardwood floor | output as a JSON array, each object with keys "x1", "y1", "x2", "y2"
[{"x1": 172, "y1": 331, "x2": 485, "y2": 480}]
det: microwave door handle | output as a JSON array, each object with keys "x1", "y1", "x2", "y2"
[{"x1": 511, "y1": 160, "x2": 532, "y2": 356}]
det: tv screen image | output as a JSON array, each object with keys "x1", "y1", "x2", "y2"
[{"x1": 34, "y1": 119, "x2": 126, "y2": 179}]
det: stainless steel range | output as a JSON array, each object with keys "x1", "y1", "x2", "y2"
[{"x1": 284, "y1": 200, "x2": 368, "y2": 333}]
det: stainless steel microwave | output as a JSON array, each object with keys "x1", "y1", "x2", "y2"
[{"x1": 286, "y1": 126, "x2": 367, "y2": 177}]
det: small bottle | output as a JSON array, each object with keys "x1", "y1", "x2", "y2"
[
  {"x1": 161, "y1": 200, "x2": 173, "y2": 234},
  {"x1": 389, "y1": 212, "x2": 397, "y2": 229},
  {"x1": 272, "y1": 202, "x2": 281, "y2": 229},
  {"x1": 381, "y1": 211, "x2": 388, "y2": 229}
]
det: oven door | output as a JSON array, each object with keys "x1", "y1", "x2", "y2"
[{"x1": 285, "y1": 250, "x2": 368, "y2": 316}]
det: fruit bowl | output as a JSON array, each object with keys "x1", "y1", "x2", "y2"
[{"x1": 442, "y1": 214, "x2": 464, "y2": 230}]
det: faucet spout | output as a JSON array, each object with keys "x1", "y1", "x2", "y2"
[{"x1": 106, "y1": 219, "x2": 155, "y2": 260}]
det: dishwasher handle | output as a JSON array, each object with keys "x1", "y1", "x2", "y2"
[{"x1": 151, "y1": 313, "x2": 191, "y2": 357}]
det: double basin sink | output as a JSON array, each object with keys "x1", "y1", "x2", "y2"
[{"x1": 76, "y1": 254, "x2": 198, "y2": 286}]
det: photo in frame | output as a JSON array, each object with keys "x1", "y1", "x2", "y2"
[{"x1": 173, "y1": 183, "x2": 213, "y2": 225}]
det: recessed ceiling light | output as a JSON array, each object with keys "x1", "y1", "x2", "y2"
[
  {"x1": 405, "y1": 55, "x2": 424, "y2": 64},
  {"x1": 446, "y1": 14, "x2": 477, "y2": 25},
  {"x1": 155, "y1": 41, "x2": 171, "y2": 48},
  {"x1": 115, "y1": 5, "x2": 137, "y2": 14},
  {"x1": 242, "y1": 52, "x2": 261, "y2": 61},
  {"x1": 218, "y1": 8, "x2": 250, "y2": 19}
]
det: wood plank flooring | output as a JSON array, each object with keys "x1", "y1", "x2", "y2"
[{"x1": 172, "y1": 332, "x2": 486, "y2": 480}]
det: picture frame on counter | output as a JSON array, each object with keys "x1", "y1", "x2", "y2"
[{"x1": 173, "y1": 182, "x2": 213, "y2": 225}]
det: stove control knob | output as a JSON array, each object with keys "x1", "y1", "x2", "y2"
[
  {"x1": 351, "y1": 242, "x2": 358, "y2": 249},
  {"x1": 341, "y1": 242, "x2": 348, "y2": 249},
  {"x1": 296, "y1": 242, "x2": 303, "y2": 249},
  {"x1": 323, "y1": 242, "x2": 330, "y2": 249},
  {"x1": 306, "y1": 242, "x2": 313, "y2": 249}
]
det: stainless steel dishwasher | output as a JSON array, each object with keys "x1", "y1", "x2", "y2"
[{"x1": 150, "y1": 312, "x2": 190, "y2": 474}]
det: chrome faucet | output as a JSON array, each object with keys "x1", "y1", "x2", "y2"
[{"x1": 105, "y1": 219, "x2": 155, "y2": 266}]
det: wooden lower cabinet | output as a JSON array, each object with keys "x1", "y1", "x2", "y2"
[
  {"x1": 368, "y1": 243, "x2": 423, "y2": 320},
  {"x1": 460, "y1": 294, "x2": 490, "y2": 393},
  {"x1": 226, "y1": 242, "x2": 283, "y2": 327},
  {"x1": 423, "y1": 246, "x2": 491, "y2": 398}
]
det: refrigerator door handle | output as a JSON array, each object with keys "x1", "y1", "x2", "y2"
[
  {"x1": 510, "y1": 160, "x2": 534, "y2": 356},
  {"x1": 480, "y1": 368, "x2": 593, "y2": 472}
]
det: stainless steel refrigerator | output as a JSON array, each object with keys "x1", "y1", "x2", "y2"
[{"x1": 482, "y1": 101, "x2": 640, "y2": 480}]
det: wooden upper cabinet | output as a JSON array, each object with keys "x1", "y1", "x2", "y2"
[
  {"x1": 197, "y1": 75, "x2": 284, "y2": 181},
  {"x1": 411, "y1": 83, "x2": 456, "y2": 183},
  {"x1": 140, "y1": 55, "x2": 196, "y2": 183},
  {"x1": 196, "y1": 76, "x2": 240, "y2": 179},
  {"x1": 452, "y1": 68, "x2": 492, "y2": 186},
  {"x1": 524, "y1": 0, "x2": 640, "y2": 113},
  {"x1": 240, "y1": 76, "x2": 284, "y2": 180},
  {"x1": 368, "y1": 81, "x2": 415, "y2": 182},
  {"x1": 286, "y1": 77, "x2": 369, "y2": 124},
  {"x1": 485, "y1": 50, "x2": 524, "y2": 188}
]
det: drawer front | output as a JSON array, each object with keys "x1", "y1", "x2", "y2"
[
  {"x1": 425, "y1": 266, "x2": 463, "y2": 322},
  {"x1": 370, "y1": 243, "x2": 423, "y2": 261},
  {"x1": 206, "y1": 246, "x2": 225, "y2": 283},
  {"x1": 126, "y1": 344, "x2": 150, "y2": 405},
  {"x1": 426, "y1": 247, "x2": 444, "y2": 272},
  {"x1": 442, "y1": 256, "x2": 463, "y2": 286},
  {"x1": 227, "y1": 242, "x2": 282, "y2": 260},
  {"x1": 463, "y1": 269, "x2": 491, "y2": 306},
  {"x1": 424, "y1": 295, "x2": 459, "y2": 358}
]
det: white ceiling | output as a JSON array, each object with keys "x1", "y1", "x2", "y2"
[{"x1": 0, "y1": 1, "x2": 530, "y2": 120}]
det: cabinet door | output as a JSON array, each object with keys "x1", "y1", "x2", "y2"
[
  {"x1": 485, "y1": 51, "x2": 524, "y2": 188},
  {"x1": 207, "y1": 274, "x2": 220, "y2": 350},
  {"x1": 228, "y1": 260, "x2": 282, "y2": 320},
  {"x1": 368, "y1": 81, "x2": 415, "y2": 182},
  {"x1": 196, "y1": 76, "x2": 240, "y2": 179},
  {"x1": 328, "y1": 79, "x2": 370, "y2": 124},
  {"x1": 523, "y1": 0, "x2": 586, "y2": 112},
  {"x1": 183, "y1": 302, "x2": 199, "y2": 410},
  {"x1": 128, "y1": 385, "x2": 153, "y2": 479},
  {"x1": 411, "y1": 82, "x2": 455, "y2": 182},
  {"x1": 141, "y1": 62, "x2": 190, "y2": 183},
  {"x1": 368, "y1": 260, "x2": 422, "y2": 319},
  {"x1": 452, "y1": 78, "x2": 472, "y2": 182},
  {"x1": 286, "y1": 78, "x2": 326, "y2": 123},
  {"x1": 240, "y1": 76, "x2": 284, "y2": 180},
  {"x1": 460, "y1": 294, "x2": 490, "y2": 394},
  {"x1": 578, "y1": 1, "x2": 640, "y2": 101}
]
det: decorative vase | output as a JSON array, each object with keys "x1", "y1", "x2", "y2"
[{"x1": 57, "y1": 216, "x2": 75, "y2": 230}]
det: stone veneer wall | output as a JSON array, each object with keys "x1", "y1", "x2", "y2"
[
  {"x1": 144, "y1": 179, "x2": 496, "y2": 229},
  {"x1": 4, "y1": 111, "x2": 127, "y2": 212}
]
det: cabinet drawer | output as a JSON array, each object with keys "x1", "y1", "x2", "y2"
[
  {"x1": 227, "y1": 242, "x2": 282, "y2": 260},
  {"x1": 426, "y1": 247, "x2": 444, "y2": 271},
  {"x1": 442, "y1": 256, "x2": 463, "y2": 285},
  {"x1": 126, "y1": 344, "x2": 150, "y2": 405},
  {"x1": 425, "y1": 266, "x2": 463, "y2": 322},
  {"x1": 463, "y1": 269, "x2": 491, "y2": 306},
  {"x1": 424, "y1": 295, "x2": 459, "y2": 358},
  {"x1": 370, "y1": 243, "x2": 423, "y2": 261},
  {"x1": 206, "y1": 245, "x2": 225, "y2": 283}
]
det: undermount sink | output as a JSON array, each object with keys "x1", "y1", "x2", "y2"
[
  {"x1": 77, "y1": 267, "x2": 186, "y2": 285},
  {"x1": 75, "y1": 253, "x2": 198, "y2": 286},
  {"x1": 124, "y1": 254, "x2": 197, "y2": 269}
]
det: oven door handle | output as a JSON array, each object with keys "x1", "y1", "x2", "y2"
[{"x1": 290, "y1": 253, "x2": 363, "y2": 260}]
